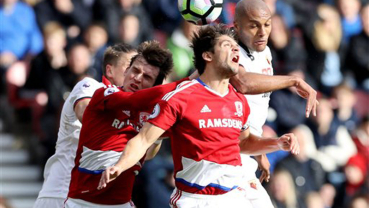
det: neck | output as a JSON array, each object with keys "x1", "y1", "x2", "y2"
[
  {"x1": 102, "y1": 76, "x2": 113, "y2": 85},
  {"x1": 199, "y1": 66, "x2": 230, "y2": 95}
]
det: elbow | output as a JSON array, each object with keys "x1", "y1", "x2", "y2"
[{"x1": 239, "y1": 140, "x2": 255, "y2": 155}]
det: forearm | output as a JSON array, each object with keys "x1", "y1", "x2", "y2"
[
  {"x1": 239, "y1": 134, "x2": 280, "y2": 155},
  {"x1": 115, "y1": 135, "x2": 153, "y2": 171},
  {"x1": 231, "y1": 72, "x2": 299, "y2": 94},
  {"x1": 145, "y1": 140, "x2": 162, "y2": 161}
]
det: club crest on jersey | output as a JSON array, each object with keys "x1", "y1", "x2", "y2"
[
  {"x1": 104, "y1": 87, "x2": 119, "y2": 96},
  {"x1": 139, "y1": 112, "x2": 150, "y2": 126},
  {"x1": 234, "y1": 101, "x2": 243, "y2": 117},
  {"x1": 266, "y1": 56, "x2": 271, "y2": 65},
  {"x1": 122, "y1": 110, "x2": 130, "y2": 116},
  {"x1": 149, "y1": 104, "x2": 160, "y2": 119}
]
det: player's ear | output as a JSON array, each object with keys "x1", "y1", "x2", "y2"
[
  {"x1": 202, "y1": 52, "x2": 212, "y2": 62},
  {"x1": 233, "y1": 21, "x2": 238, "y2": 30},
  {"x1": 106, "y1": 64, "x2": 113, "y2": 78}
]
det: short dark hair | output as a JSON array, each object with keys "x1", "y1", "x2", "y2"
[
  {"x1": 191, "y1": 24, "x2": 235, "y2": 74},
  {"x1": 129, "y1": 40, "x2": 173, "y2": 86},
  {"x1": 102, "y1": 43, "x2": 136, "y2": 76}
]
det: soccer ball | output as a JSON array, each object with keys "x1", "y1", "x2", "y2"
[{"x1": 178, "y1": 0, "x2": 223, "y2": 25}]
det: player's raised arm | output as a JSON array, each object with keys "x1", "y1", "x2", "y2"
[
  {"x1": 230, "y1": 65, "x2": 318, "y2": 118},
  {"x1": 238, "y1": 128, "x2": 300, "y2": 155},
  {"x1": 91, "y1": 78, "x2": 187, "y2": 112},
  {"x1": 97, "y1": 122, "x2": 165, "y2": 190}
]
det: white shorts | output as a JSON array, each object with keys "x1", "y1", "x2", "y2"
[
  {"x1": 241, "y1": 178, "x2": 274, "y2": 208},
  {"x1": 169, "y1": 188, "x2": 252, "y2": 208},
  {"x1": 33, "y1": 197, "x2": 65, "y2": 208},
  {"x1": 240, "y1": 155, "x2": 274, "y2": 208},
  {"x1": 64, "y1": 198, "x2": 135, "y2": 208}
]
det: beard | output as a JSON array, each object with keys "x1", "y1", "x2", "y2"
[{"x1": 218, "y1": 61, "x2": 238, "y2": 78}]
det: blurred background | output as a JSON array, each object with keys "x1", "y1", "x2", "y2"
[{"x1": 0, "y1": 0, "x2": 368, "y2": 207}]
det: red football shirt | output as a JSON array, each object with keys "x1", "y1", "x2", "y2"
[
  {"x1": 148, "y1": 79, "x2": 250, "y2": 195},
  {"x1": 68, "y1": 79, "x2": 186, "y2": 205}
]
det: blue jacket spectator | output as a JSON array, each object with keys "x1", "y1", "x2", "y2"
[{"x1": 0, "y1": 0, "x2": 43, "y2": 68}]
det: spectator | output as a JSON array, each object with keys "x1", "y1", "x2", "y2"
[
  {"x1": 352, "y1": 115, "x2": 369, "y2": 165},
  {"x1": 304, "y1": 4, "x2": 344, "y2": 95},
  {"x1": 305, "y1": 192, "x2": 325, "y2": 208},
  {"x1": 307, "y1": 98, "x2": 357, "y2": 172},
  {"x1": 141, "y1": 0, "x2": 182, "y2": 35},
  {"x1": 83, "y1": 23, "x2": 109, "y2": 81},
  {"x1": 97, "y1": 0, "x2": 153, "y2": 44},
  {"x1": 349, "y1": 194, "x2": 369, "y2": 208},
  {"x1": 334, "y1": 154, "x2": 369, "y2": 207},
  {"x1": 319, "y1": 183, "x2": 336, "y2": 208},
  {"x1": 166, "y1": 21, "x2": 198, "y2": 82},
  {"x1": 337, "y1": 0, "x2": 363, "y2": 45},
  {"x1": 268, "y1": 169, "x2": 306, "y2": 208},
  {"x1": 18, "y1": 22, "x2": 67, "y2": 139},
  {"x1": 275, "y1": 125, "x2": 326, "y2": 202},
  {"x1": 331, "y1": 83, "x2": 360, "y2": 133},
  {"x1": 345, "y1": 155, "x2": 368, "y2": 196},
  {"x1": 60, "y1": 44, "x2": 91, "y2": 88},
  {"x1": 344, "y1": 4, "x2": 369, "y2": 91},
  {"x1": 268, "y1": 14, "x2": 307, "y2": 76},
  {"x1": 34, "y1": 0, "x2": 92, "y2": 41},
  {"x1": 24, "y1": 22, "x2": 67, "y2": 92},
  {"x1": 264, "y1": 0, "x2": 297, "y2": 29},
  {"x1": 0, "y1": 0, "x2": 43, "y2": 71},
  {"x1": 118, "y1": 13, "x2": 141, "y2": 47},
  {"x1": 269, "y1": 69, "x2": 308, "y2": 134}
]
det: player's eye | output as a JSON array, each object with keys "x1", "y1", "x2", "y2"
[
  {"x1": 144, "y1": 74, "x2": 152, "y2": 81},
  {"x1": 133, "y1": 68, "x2": 140, "y2": 74}
]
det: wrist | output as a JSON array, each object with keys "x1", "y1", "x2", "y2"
[
  {"x1": 290, "y1": 75, "x2": 301, "y2": 87},
  {"x1": 276, "y1": 137, "x2": 283, "y2": 150}
]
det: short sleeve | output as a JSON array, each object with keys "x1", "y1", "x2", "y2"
[
  {"x1": 147, "y1": 100, "x2": 180, "y2": 131},
  {"x1": 72, "y1": 78, "x2": 102, "y2": 108}
]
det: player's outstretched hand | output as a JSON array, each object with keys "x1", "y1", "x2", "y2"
[
  {"x1": 295, "y1": 78, "x2": 319, "y2": 118},
  {"x1": 277, "y1": 133, "x2": 300, "y2": 155},
  {"x1": 97, "y1": 166, "x2": 122, "y2": 190}
]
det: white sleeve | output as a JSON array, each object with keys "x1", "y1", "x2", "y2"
[{"x1": 71, "y1": 78, "x2": 103, "y2": 107}]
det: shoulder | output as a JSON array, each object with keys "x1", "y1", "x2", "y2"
[
  {"x1": 16, "y1": 2, "x2": 35, "y2": 15},
  {"x1": 69, "y1": 78, "x2": 102, "y2": 104},
  {"x1": 161, "y1": 80, "x2": 200, "y2": 102},
  {"x1": 73, "y1": 77, "x2": 102, "y2": 94}
]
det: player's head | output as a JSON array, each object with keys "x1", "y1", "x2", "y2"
[
  {"x1": 103, "y1": 43, "x2": 137, "y2": 86},
  {"x1": 191, "y1": 24, "x2": 239, "y2": 77},
  {"x1": 123, "y1": 40, "x2": 173, "y2": 92},
  {"x1": 234, "y1": 0, "x2": 272, "y2": 52}
]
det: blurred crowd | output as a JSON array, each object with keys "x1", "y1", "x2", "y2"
[{"x1": 0, "y1": 0, "x2": 368, "y2": 208}]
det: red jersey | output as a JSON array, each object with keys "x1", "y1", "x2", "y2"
[
  {"x1": 148, "y1": 79, "x2": 250, "y2": 195},
  {"x1": 68, "y1": 79, "x2": 185, "y2": 205}
]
